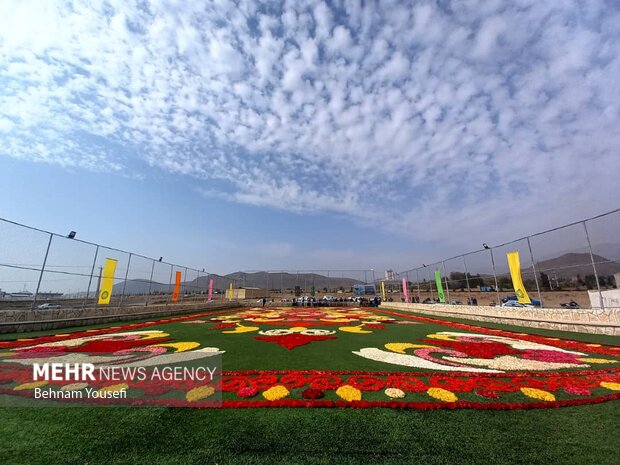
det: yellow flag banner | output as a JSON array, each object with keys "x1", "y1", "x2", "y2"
[
  {"x1": 171, "y1": 271, "x2": 182, "y2": 302},
  {"x1": 98, "y1": 258, "x2": 117, "y2": 305},
  {"x1": 380, "y1": 281, "x2": 386, "y2": 300},
  {"x1": 507, "y1": 251, "x2": 531, "y2": 304},
  {"x1": 228, "y1": 282, "x2": 233, "y2": 302}
]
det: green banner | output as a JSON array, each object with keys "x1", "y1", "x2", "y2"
[{"x1": 434, "y1": 269, "x2": 446, "y2": 303}]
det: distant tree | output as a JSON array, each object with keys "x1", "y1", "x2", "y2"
[
  {"x1": 468, "y1": 274, "x2": 485, "y2": 288},
  {"x1": 540, "y1": 272, "x2": 551, "y2": 291},
  {"x1": 584, "y1": 275, "x2": 597, "y2": 290},
  {"x1": 449, "y1": 272, "x2": 466, "y2": 290},
  {"x1": 498, "y1": 277, "x2": 512, "y2": 291}
]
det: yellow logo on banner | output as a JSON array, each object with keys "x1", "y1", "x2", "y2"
[
  {"x1": 98, "y1": 258, "x2": 118, "y2": 305},
  {"x1": 507, "y1": 251, "x2": 531, "y2": 304}
]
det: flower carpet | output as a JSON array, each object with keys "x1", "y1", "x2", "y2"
[{"x1": 0, "y1": 306, "x2": 619, "y2": 409}]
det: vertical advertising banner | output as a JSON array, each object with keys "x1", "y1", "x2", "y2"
[
  {"x1": 434, "y1": 269, "x2": 446, "y2": 303},
  {"x1": 229, "y1": 282, "x2": 233, "y2": 301},
  {"x1": 98, "y1": 258, "x2": 117, "y2": 305},
  {"x1": 507, "y1": 251, "x2": 532, "y2": 304},
  {"x1": 402, "y1": 277, "x2": 409, "y2": 303},
  {"x1": 207, "y1": 278, "x2": 213, "y2": 301},
  {"x1": 380, "y1": 281, "x2": 386, "y2": 300},
  {"x1": 171, "y1": 271, "x2": 182, "y2": 302}
]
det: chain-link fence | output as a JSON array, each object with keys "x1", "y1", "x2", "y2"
[
  {"x1": 394, "y1": 208, "x2": 620, "y2": 309},
  {"x1": 1, "y1": 208, "x2": 619, "y2": 311},
  {"x1": 0, "y1": 217, "x2": 238, "y2": 310},
  {"x1": 232, "y1": 270, "x2": 377, "y2": 303}
]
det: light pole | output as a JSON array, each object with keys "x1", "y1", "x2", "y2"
[{"x1": 484, "y1": 243, "x2": 501, "y2": 306}]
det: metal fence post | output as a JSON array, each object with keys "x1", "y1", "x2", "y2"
[
  {"x1": 119, "y1": 252, "x2": 132, "y2": 307},
  {"x1": 145, "y1": 259, "x2": 155, "y2": 307},
  {"x1": 583, "y1": 221, "x2": 604, "y2": 309},
  {"x1": 462, "y1": 255, "x2": 472, "y2": 304},
  {"x1": 442, "y1": 261, "x2": 450, "y2": 303},
  {"x1": 415, "y1": 268, "x2": 421, "y2": 302},
  {"x1": 489, "y1": 248, "x2": 501, "y2": 305},
  {"x1": 166, "y1": 264, "x2": 173, "y2": 305},
  {"x1": 179, "y1": 266, "x2": 187, "y2": 302},
  {"x1": 427, "y1": 267, "x2": 434, "y2": 301},
  {"x1": 526, "y1": 236, "x2": 543, "y2": 308},
  {"x1": 32, "y1": 233, "x2": 53, "y2": 309},
  {"x1": 82, "y1": 245, "x2": 99, "y2": 309}
]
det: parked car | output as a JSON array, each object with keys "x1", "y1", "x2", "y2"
[
  {"x1": 502, "y1": 295, "x2": 541, "y2": 306},
  {"x1": 37, "y1": 303, "x2": 61, "y2": 309},
  {"x1": 322, "y1": 295, "x2": 335, "y2": 301},
  {"x1": 500, "y1": 300, "x2": 534, "y2": 308}
]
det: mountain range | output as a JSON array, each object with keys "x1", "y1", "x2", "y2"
[
  {"x1": 110, "y1": 271, "x2": 362, "y2": 295},
  {"x1": 108, "y1": 252, "x2": 620, "y2": 296},
  {"x1": 535, "y1": 253, "x2": 620, "y2": 280}
]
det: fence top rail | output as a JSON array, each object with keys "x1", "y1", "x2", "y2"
[
  {"x1": 0, "y1": 216, "x2": 210, "y2": 275},
  {"x1": 396, "y1": 207, "x2": 620, "y2": 276}
]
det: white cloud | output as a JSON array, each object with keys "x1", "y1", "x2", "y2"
[{"x1": 0, "y1": 0, "x2": 619, "y2": 253}]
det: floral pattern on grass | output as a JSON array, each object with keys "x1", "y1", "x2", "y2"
[{"x1": 0, "y1": 307, "x2": 618, "y2": 410}]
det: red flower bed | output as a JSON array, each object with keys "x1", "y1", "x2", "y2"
[
  {"x1": 302, "y1": 388, "x2": 325, "y2": 399},
  {"x1": 254, "y1": 333, "x2": 337, "y2": 350},
  {"x1": 237, "y1": 386, "x2": 259, "y2": 398},
  {"x1": 346, "y1": 375, "x2": 386, "y2": 391}
]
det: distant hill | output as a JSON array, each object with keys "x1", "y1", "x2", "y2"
[
  {"x1": 535, "y1": 253, "x2": 620, "y2": 279},
  {"x1": 111, "y1": 271, "x2": 363, "y2": 295},
  {"x1": 224, "y1": 272, "x2": 361, "y2": 291}
]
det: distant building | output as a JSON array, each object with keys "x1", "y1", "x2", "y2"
[
  {"x1": 353, "y1": 284, "x2": 376, "y2": 296},
  {"x1": 38, "y1": 292, "x2": 64, "y2": 299},
  {"x1": 614, "y1": 273, "x2": 620, "y2": 288},
  {"x1": 225, "y1": 287, "x2": 267, "y2": 300},
  {"x1": 385, "y1": 270, "x2": 395, "y2": 280},
  {"x1": 4, "y1": 291, "x2": 34, "y2": 300}
]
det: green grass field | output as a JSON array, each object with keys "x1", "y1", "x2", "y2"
[{"x1": 0, "y1": 307, "x2": 618, "y2": 464}]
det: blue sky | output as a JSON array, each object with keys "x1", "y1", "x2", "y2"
[{"x1": 1, "y1": 0, "x2": 619, "y2": 281}]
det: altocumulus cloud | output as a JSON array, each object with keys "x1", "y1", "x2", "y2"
[{"x1": 1, "y1": 0, "x2": 619, "y2": 245}]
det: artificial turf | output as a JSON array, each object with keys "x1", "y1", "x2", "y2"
[
  {"x1": 0, "y1": 306, "x2": 618, "y2": 464},
  {"x1": 1, "y1": 401, "x2": 618, "y2": 465}
]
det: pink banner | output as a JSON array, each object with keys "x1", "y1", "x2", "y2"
[
  {"x1": 207, "y1": 278, "x2": 214, "y2": 301},
  {"x1": 402, "y1": 277, "x2": 409, "y2": 303}
]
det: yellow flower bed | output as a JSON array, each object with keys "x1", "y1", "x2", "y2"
[
  {"x1": 151, "y1": 342, "x2": 200, "y2": 352},
  {"x1": 600, "y1": 381, "x2": 620, "y2": 391},
  {"x1": 336, "y1": 385, "x2": 362, "y2": 402},
  {"x1": 98, "y1": 383, "x2": 129, "y2": 395},
  {"x1": 520, "y1": 387, "x2": 555, "y2": 402},
  {"x1": 262, "y1": 385, "x2": 290, "y2": 401},
  {"x1": 13, "y1": 381, "x2": 48, "y2": 391},
  {"x1": 186, "y1": 385, "x2": 215, "y2": 402},
  {"x1": 427, "y1": 387, "x2": 458, "y2": 403}
]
